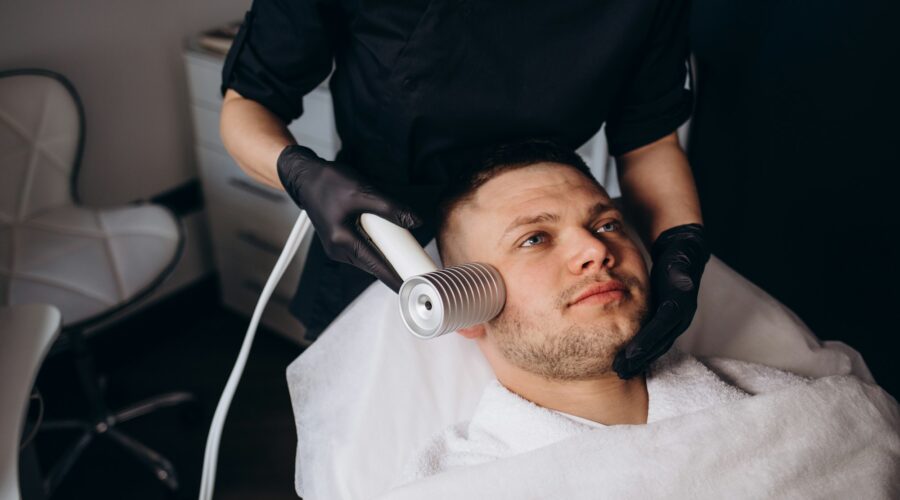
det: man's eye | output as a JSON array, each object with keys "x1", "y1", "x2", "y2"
[
  {"x1": 595, "y1": 221, "x2": 621, "y2": 233},
  {"x1": 520, "y1": 233, "x2": 546, "y2": 248}
]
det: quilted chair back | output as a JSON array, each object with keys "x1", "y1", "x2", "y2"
[
  {"x1": 0, "y1": 69, "x2": 181, "y2": 328},
  {"x1": 0, "y1": 70, "x2": 83, "y2": 222}
]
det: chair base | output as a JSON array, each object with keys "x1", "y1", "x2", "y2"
[
  {"x1": 40, "y1": 391, "x2": 196, "y2": 495},
  {"x1": 38, "y1": 326, "x2": 196, "y2": 497}
]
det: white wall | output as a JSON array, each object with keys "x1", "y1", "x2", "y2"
[{"x1": 0, "y1": 0, "x2": 251, "y2": 206}]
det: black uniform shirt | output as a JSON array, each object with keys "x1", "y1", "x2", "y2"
[{"x1": 221, "y1": 0, "x2": 693, "y2": 339}]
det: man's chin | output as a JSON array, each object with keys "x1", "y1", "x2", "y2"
[{"x1": 577, "y1": 318, "x2": 641, "y2": 360}]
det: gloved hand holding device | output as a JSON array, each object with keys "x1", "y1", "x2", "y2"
[
  {"x1": 613, "y1": 223, "x2": 711, "y2": 379},
  {"x1": 276, "y1": 144, "x2": 422, "y2": 292}
]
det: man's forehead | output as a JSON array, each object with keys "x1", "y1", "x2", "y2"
[{"x1": 469, "y1": 163, "x2": 611, "y2": 214}]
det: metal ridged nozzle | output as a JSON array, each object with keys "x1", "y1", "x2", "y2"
[{"x1": 398, "y1": 262, "x2": 506, "y2": 339}]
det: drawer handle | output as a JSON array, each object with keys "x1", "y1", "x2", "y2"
[
  {"x1": 236, "y1": 230, "x2": 282, "y2": 256},
  {"x1": 242, "y1": 280, "x2": 291, "y2": 307},
  {"x1": 228, "y1": 177, "x2": 286, "y2": 203}
]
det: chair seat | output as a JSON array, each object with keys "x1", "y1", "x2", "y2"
[{"x1": 0, "y1": 203, "x2": 179, "y2": 326}]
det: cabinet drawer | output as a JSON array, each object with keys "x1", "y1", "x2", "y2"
[
  {"x1": 192, "y1": 105, "x2": 225, "y2": 152},
  {"x1": 217, "y1": 251, "x2": 301, "y2": 313},
  {"x1": 195, "y1": 145, "x2": 299, "y2": 234},
  {"x1": 203, "y1": 195, "x2": 305, "y2": 282},
  {"x1": 215, "y1": 217, "x2": 313, "y2": 299},
  {"x1": 196, "y1": 146, "x2": 313, "y2": 294},
  {"x1": 184, "y1": 52, "x2": 224, "y2": 110},
  {"x1": 220, "y1": 270, "x2": 310, "y2": 346}
]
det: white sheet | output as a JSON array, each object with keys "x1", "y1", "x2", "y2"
[{"x1": 380, "y1": 372, "x2": 900, "y2": 500}]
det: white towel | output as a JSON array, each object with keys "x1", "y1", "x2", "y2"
[
  {"x1": 386, "y1": 353, "x2": 899, "y2": 500},
  {"x1": 399, "y1": 349, "x2": 779, "y2": 483}
]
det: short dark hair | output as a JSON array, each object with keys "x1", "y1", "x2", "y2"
[{"x1": 436, "y1": 139, "x2": 602, "y2": 261}]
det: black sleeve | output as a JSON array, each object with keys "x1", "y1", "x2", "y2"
[
  {"x1": 220, "y1": 0, "x2": 342, "y2": 124},
  {"x1": 605, "y1": 0, "x2": 693, "y2": 156}
]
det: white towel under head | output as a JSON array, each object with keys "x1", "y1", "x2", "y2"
[
  {"x1": 400, "y1": 348, "x2": 796, "y2": 483},
  {"x1": 385, "y1": 354, "x2": 898, "y2": 500}
]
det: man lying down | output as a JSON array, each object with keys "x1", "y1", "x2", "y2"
[{"x1": 384, "y1": 140, "x2": 900, "y2": 499}]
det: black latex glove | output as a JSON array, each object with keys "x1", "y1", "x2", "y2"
[
  {"x1": 613, "y1": 223, "x2": 711, "y2": 379},
  {"x1": 276, "y1": 145, "x2": 422, "y2": 292}
]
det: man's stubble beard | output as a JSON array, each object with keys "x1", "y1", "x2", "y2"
[{"x1": 488, "y1": 272, "x2": 649, "y2": 381}]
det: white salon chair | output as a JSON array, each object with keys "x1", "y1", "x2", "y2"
[
  {"x1": 0, "y1": 304, "x2": 61, "y2": 500},
  {"x1": 0, "y1": 69, "x2": 192, "y2": 495}
]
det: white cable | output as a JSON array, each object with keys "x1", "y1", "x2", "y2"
[{"x1": 199, "y1": 211, "x2": 311, "y2": 500}]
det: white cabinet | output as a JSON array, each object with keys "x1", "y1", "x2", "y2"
[{"x1": 184, "y1": 46, "x2": 340, "y2": 346}]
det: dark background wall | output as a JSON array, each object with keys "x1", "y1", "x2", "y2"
[{"x1": 689, "y1": 0, "x2": 899, "y2": 396}]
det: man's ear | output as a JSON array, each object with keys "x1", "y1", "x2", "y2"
[{"x1": 456, "y1": 323, "x2": 486, "y2": 339}]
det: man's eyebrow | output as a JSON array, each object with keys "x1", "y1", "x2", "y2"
[
  {"x1": 498, "y1": 202, "x2": 617, "y2": 243},
  {"x1": 588, "y1": 201, "x2": 617, "y2": 219},
  {"x1": 501, "y1": 212, "x2": 560, "y2": 240}
]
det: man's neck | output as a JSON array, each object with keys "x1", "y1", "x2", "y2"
[{"x1": 497, "y1": 368, "x2": 648, "y2": 426}]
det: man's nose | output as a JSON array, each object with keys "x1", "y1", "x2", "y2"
[{"x1": 567, "y1": 228, "x2": 614, "y2": 274}]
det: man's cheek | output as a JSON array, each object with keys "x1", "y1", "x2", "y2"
[
  {"x1": 624, "y1": 249, "x2": 650, "y2": 283},
  {"x1": 509, "y1": 269, "x2": 548, "y2": 305}
]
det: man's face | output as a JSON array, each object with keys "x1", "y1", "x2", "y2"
[{"x1": 444, "y1": 163, "x2": 650, "y2": 380}]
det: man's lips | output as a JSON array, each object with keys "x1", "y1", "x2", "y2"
[{"x1": 569, "y1": 280, "x2": 628, "y2": 307}]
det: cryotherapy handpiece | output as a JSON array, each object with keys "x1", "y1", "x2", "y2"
[
  {"x1": 360, "y1": 214, "x2": 506, "y2": 339},
  {"x1": 397, "y1": 263, "x2": 505, "y2": 339}
]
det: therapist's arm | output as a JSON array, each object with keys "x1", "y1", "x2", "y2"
[
  {"x1": 220, "y1": 88, "x2": 296, "y2": 190},
  {"x1": 615, "y1": 131, "x2": 703, "y2": 245}
]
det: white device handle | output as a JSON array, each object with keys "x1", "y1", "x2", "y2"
[{"x1": 359, "y1": 213, "x2": 437, "y2": 280}]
